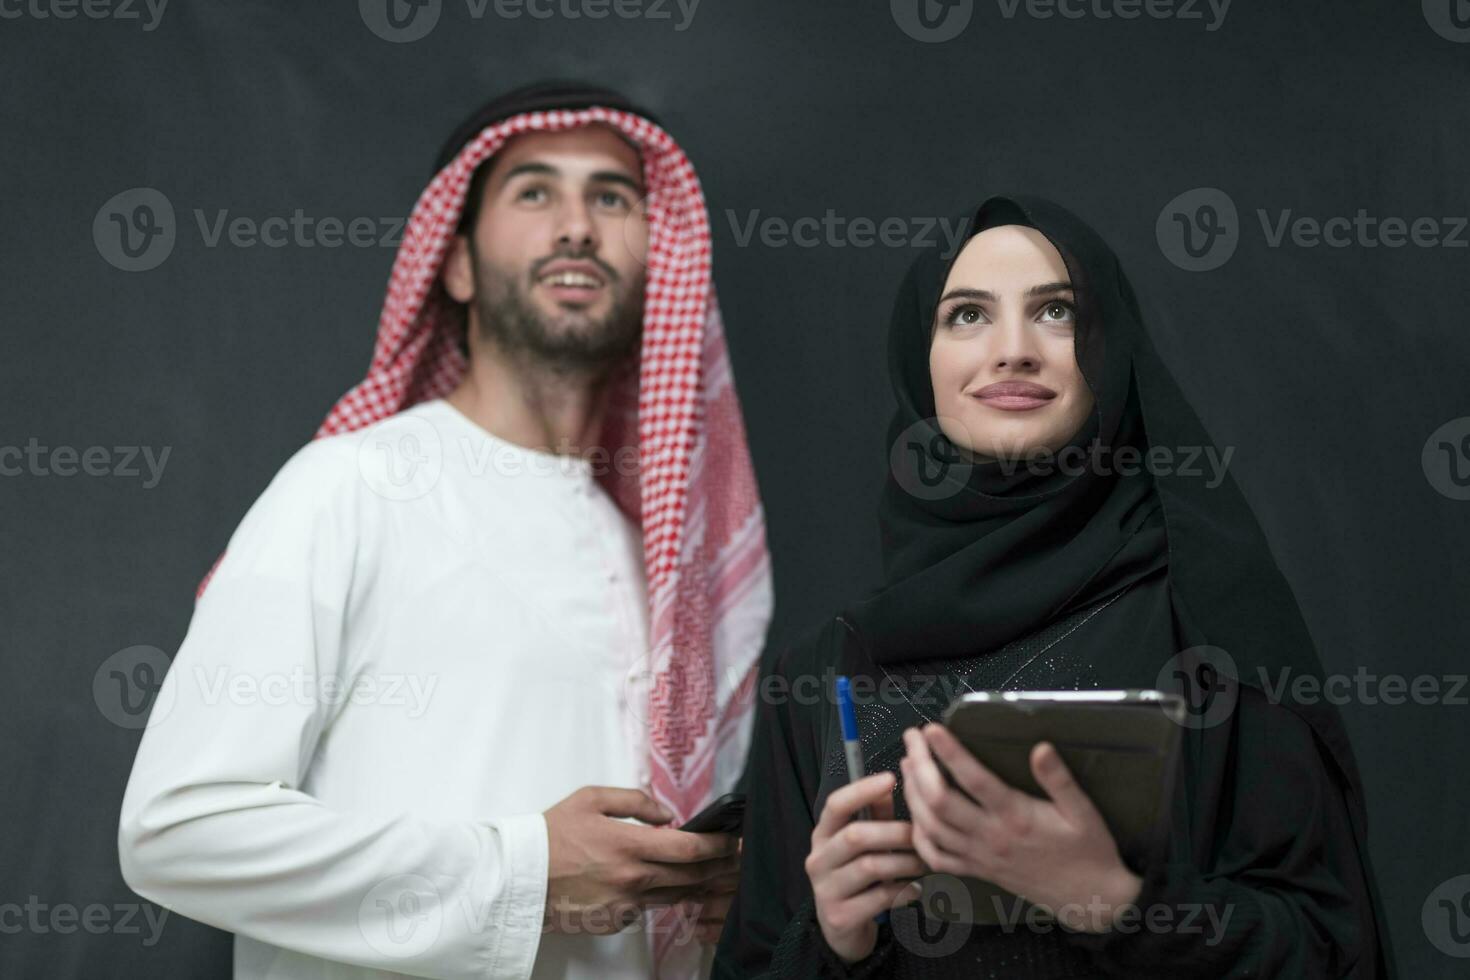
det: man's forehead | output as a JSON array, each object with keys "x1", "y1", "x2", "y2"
[{"x1": 485, "y1": 124, "x2": 643, "y2": 180}]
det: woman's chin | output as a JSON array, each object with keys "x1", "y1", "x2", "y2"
[{"x1": 959, "y1": 429, "x2": 1065, "y2": 462}]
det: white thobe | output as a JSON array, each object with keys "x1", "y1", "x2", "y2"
[{"x1": 119, "y1": 397, "x2": 691, "y2": 979}]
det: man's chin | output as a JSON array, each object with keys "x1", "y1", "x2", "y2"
[
  {"x1": 531, "y1": 318, "x2": 641, "y2": 362},
  {"x1": 542, "y1": 316, "x2": 610, "y2": 341}
]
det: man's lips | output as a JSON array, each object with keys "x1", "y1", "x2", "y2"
[
  {"x1": 968, "y1": 381, "x2": 1057, "y2": 412},
  {"x1": 535, "y1": 260, "x2": 608, "y2": 302}
]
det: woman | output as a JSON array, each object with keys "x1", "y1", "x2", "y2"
[{"x1": 712, "y1": 195, "x2": 1395, "y2": 978}]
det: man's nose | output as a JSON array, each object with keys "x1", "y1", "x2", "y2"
[{"x1": 553, "y1": 197, "x2": 599, "y2": 253}]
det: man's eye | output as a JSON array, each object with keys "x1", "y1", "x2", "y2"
[
  {"x1": 517, "y1": 186, "x2": 548, "y2": 204},
  {"x1": 596, "y1": 190, "x2": 632, "y2": 210}
]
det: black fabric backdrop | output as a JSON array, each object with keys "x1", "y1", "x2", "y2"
[{"x1": 3, "y1": 1, "x2": 1468, "y2": 976}]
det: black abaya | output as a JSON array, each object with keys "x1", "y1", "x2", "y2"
[{"x1": 712, "y1": 194, "x2": 1394, "y2": 978}]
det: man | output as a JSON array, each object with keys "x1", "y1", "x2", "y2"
[{"x1": 118, "y1": 82, "x2": 774, "y2": 980}]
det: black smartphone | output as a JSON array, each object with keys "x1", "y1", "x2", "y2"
[{"x1": 677, "y1": 792, "x2": 746, "y2": 834}]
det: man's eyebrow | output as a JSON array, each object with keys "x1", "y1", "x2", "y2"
[
  {"x1": 936, "y1": 282, "x2": 1074, "y2": 304},
  {"x1": 589, "y1": 170, "x2": 644, "y2": 194},
  {"x1": 495, "y1": 162, "x2": 644, "y2": 194},
  {"x1": 496, "y1": 161, "x2": 557, "y2": 188}
]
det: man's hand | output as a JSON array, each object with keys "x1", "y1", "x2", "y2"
[
  {"x1": 677, "y1": 838, "x2": 742, "y2": 945},
  {"x1": 542, "y1": 786, "x2": 740, "y2": 935}
]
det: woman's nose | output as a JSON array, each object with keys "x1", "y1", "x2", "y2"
[{"x1": 990, "y1": 315, "x2": 1042, "y2": 371}]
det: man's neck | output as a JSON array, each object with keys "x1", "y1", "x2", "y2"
[{"x1": 446, "y1": 341, "x2": 616, "y2": 458}]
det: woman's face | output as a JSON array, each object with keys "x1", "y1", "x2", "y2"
[{"x1": 928, "y1": 224, "x2": 1095, "y2": 459}]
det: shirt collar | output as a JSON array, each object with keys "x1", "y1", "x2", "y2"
[{"x1": 420, "y1": 398, "x2": 597, "y2": 483}]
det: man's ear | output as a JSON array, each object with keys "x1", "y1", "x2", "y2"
[{"x1": 442, "y1": 233, "x2": 475, "y2": 304}]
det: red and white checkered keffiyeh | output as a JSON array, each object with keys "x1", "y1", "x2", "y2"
[{"x1": 196, "y1": 106, "x2": 773, "y2": 975}]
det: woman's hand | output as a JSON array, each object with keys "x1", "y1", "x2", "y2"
[
  {"x1": 900, "y1": 723, "x2": 1142, "y2": 932},
  {"x1": 805, "y1": 771, "x2": 926, "y2": 964}
]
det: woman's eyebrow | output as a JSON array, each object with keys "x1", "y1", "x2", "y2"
[
  {"x1": 937, "y1": 282, "x2": 1074, "y2": 304},
  {"x1": 937, "y1": 287, "x2": 995, "y2": 304}
]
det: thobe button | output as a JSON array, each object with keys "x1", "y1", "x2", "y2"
[{"x1": 624, "y1": 665, "x2": 652, "y2": 725}]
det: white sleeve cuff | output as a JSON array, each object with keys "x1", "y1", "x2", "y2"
[{"x1": 479, "y1": 811, "x2": 549, "y2": 979}]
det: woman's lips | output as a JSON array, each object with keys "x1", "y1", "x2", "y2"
[{"x1": 969, "y1": 381, "x2": 1057, "y2": 412}]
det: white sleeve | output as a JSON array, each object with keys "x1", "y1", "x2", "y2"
[{"x1": 117, "y1": 437, "x2": 549, "y2": 980}]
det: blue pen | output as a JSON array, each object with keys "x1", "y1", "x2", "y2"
[{"x1": 835, "y1": 675, "x2": 890, "y2": 926}]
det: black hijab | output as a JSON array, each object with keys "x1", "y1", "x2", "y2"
[
  {"x1": 840, "y1": 193, "x2": 1393, "y2": 973},
  {"x1": 848, "y1": 194, "x2": 1348, "y2": 764}
]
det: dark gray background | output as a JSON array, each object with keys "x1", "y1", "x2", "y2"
[{"x1": 3, "y1": 0, "x2": 1468, "y2": 976}]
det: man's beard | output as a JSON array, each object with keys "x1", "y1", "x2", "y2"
[{"x1": 470, "y1": 251, "x2": 643, "y2": 374}]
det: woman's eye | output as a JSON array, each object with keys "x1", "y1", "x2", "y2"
[
  {"x1": 945, "y1": 305, "x2": 985, "y2": 327},
  {"x1": 1040, "y1": 301, "x2": 1076, "y2": 323}
]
